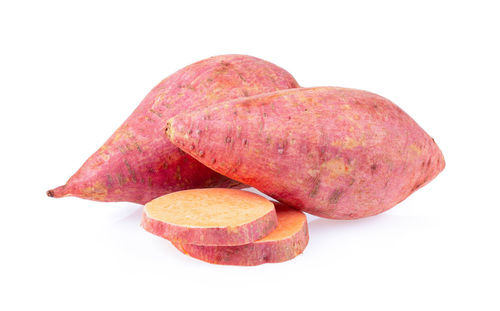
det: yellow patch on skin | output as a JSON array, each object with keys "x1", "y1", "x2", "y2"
[
  {"x1": 307, "y1": 169, "x2": 320, "y2": 177},
  {"x1": 409, "y1": 144, "x2": 422, "y2": 155},
  {"x1": 81, "y1": 181, "x2": 108, "y2": 200},
  {"x1": 111, "y1": 126, "x2": 133, "y2": 144},
  {"x1": 342, "y1": 104, "x2": 351, "y2": 109},
  {"x1": 227, "y1": 226, "x2": 238, "y2": 233},
  {"x1": 321, "y1": 158, "x2": 351, "y2": 179},
  {"x1": 166, "y1": 122, "x2": 175, "y2": 140},
  {"x1": 331, "y1": 136, "x2": 363, "y2": 149},
  {"x1": 153, "y1": 93, "x2": 165, "y2": 108},
  {"x1": 101, "y1": 153, "x2": 110, "y2": 162}
]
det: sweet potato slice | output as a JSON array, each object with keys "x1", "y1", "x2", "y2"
[
  {"x1": 141, "y1": 189, "x2": 277, "y2": 246},
  {"x1": 172, "y1": 203, "x2": 309, "y2": 266}
]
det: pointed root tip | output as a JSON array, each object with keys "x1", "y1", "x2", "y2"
[{"x1": 46, "y1": 185, "x2": 66, "y2": 198}]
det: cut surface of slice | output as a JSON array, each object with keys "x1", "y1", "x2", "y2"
[
  {"x1": 141, "y1": 188, "x2": 277, "y2": 246},
  {"x1": 173, "y1": 203, "x2": 309, "y2": 265}
]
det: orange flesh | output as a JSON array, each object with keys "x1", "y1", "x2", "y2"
[
  {"x1": 258, "y1": 205, "x2": 306, "y2": 242},
  {"x1": 144, "y1": 189, "x2": 274, "y2": 227}
]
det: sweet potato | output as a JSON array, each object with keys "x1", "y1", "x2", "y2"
[
  {"x1": 172, "y1": 202, "x2": 308, "y2": 265},
  {"x1": 141, "y1": 189, "x2": 278, "y2": 246},
  {"x1": 166, "y1": 87, "x2": 445, "y2": 219},
  {"x1": 47, "y1": 55, "x2": 299, "y2": 204}
]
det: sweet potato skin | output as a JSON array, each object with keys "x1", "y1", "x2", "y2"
[
  {"x1": 141, "y1": 197, "x2": 278, "y2": 246},
  {"x1": 172, "y1": 203, "x2": 309, "y2": 266},
  {"x1": 166, "y1": 87, "x2": 445, "y2": 219},
  {"x1": 47, "y1": 55, "x2": 299, "y2": 204}
]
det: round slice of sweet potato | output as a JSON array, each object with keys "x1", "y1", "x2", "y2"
[
  {"x1": 141, "y1": 188, "x2": 277, "y2": 246},
  {"x1": 173, "y1": 203, "x2": 309, "y2": 265}
]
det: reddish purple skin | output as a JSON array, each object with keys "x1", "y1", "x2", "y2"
[
  {"x1": 47, "y1": 55, "x2": 299, "y2": 204},
  {"x1": 171, "y1": 204, "x2": 309, "y2": 266},
  {"x1": 167, "y1": 87, "x2": 446, "y2": 219},
  {"x1": 141, "y1": 207, "x2": 278, "y2": 246}
]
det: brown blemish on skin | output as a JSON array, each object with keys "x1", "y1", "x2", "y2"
[
  {"x1": 309, "y1": 180, "x2": 319, "y2": 198},
  {"x1": 135, "y1": 142, "x2": 143, "y2": 153},
  {"x1": 277, "y1": 141, "x2": 287, "y2": 155},
  {"x1": 319, "y1": 146, "x2": 327, "y2": 156},
  {"x1": 309, "y1": 179, "x2": 321, "y2": 198},
  {"x1": 370, "y1": 164, "x2": 377, "y2": 172},
  {"x1": 124, "y1": 159, "x2": 137, "y2": 182},
  {"x1": 176, "y1": 165, "x2": 181, "y2": 181},
  {"x1": 328, "y1": 189, "x2": 343, "y2": 204},
  {"x1": 238, "y1": 73, "x2": 247, "y2": 83},
  {"x1": 149, "y1": 109, "x2": 162, "y2": 118},
  {"x1": 117, "y1": 174, "x2": 126, "y2": 186},
  {"x1": 106, "y1": 175, "x2": 114, "y2": 188},
  {"x1": 412, "y1": 182, "x2": 424, "y2": 191},
  {"x1": 225, "y1": 136, "x2": 232, "y2": 144}
]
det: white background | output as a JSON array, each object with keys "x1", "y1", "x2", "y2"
[{"x1": 1, "y1": 1, "x2": 499, "y2": 310}]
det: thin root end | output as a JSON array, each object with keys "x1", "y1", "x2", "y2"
[{"x1": 46, "y1": 185, "x2": 66, "y2": 198}]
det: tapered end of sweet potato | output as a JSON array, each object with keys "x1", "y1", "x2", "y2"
[{"x1": 46, "y1": 185, "x2": 67, "y2": 198}]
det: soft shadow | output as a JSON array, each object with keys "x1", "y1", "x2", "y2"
[
  {"x1": 308, "y1": 213, "x2": 417, "y2": 235},
  {"x1": 113, "y1": 205, "x2": 143, "y2": 225}
]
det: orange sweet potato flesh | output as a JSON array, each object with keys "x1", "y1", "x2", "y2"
[
  {"x1": 47, "y1": 55, "x2": 299, "y2": 204},
  {"x1": 166, "y1": 87, "x2": 445, "y2": 219},
  {"x1": 141, "y1": 189, "x2": 278, "y2": 246},
  {"x1": 172, "y1": 203, "x2": 309, "y2": 266}
]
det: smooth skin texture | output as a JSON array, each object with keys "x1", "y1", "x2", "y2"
[
  {"x1": 166, "y1": 87, "x2": 445, "y2": 219},
  {"x1": 172, "y1": 203, "x2": 309, "y2": 266},
  {"x1": 141, "y1": 189, "x2": 278, "y2": 246},
  {"x1": 47, "y1": 55, "x2": 299, "y2": 204}
]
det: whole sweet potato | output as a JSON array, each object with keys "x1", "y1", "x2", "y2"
[
  {"x1": 47, "y1": 55, "x2": 299, "y2": 204},
  {"x1": 166, "y1": 87, "x2": 445, "y2": 219}
]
